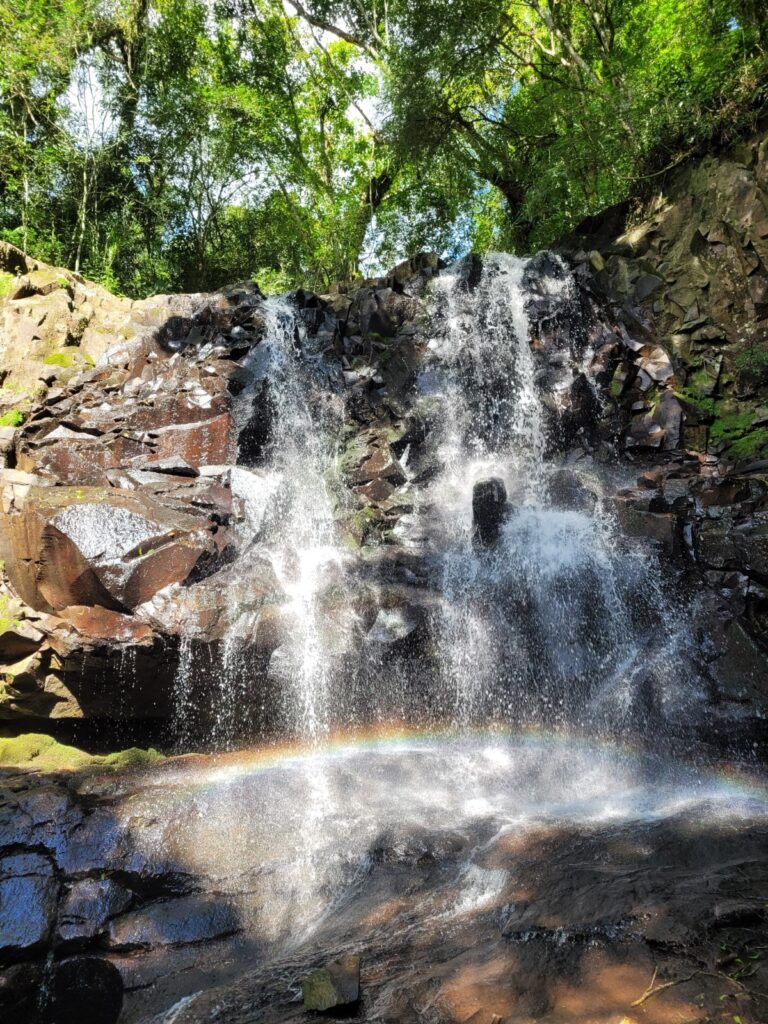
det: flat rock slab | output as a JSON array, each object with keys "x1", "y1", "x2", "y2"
[{"x1": 107, "y1": 894, "x2": 240, "y2": 950}]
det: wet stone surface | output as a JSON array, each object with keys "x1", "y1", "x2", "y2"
[{"x1": 0, "y1": 738, "x2": 766, "y2": 1024}]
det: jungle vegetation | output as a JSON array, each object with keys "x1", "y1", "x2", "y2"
[{"x1": 1, "y1": 0, "x2": 766, "y2": 294}]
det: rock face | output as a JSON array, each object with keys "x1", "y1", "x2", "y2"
[
  {"x1": 0, "y1": 852, "x2": 58, "y2": 957},
  {"x1": 0, "y1": 128, "x2": 767, "y2": 733},
  {"x1": 563, "y1": 124, "x2": 768, "y2": 466}
]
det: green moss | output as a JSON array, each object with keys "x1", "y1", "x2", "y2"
[
  {"x1": 43, "y1": 350, "x2": 94, "y2": 369},
  {"x1": 0, "y1": 409, "x2": 24, "y2": 427},
  {"x1": 0, "y1": 593, "x2": 20, "y2": 634},
  {"x1": 0, "y1": 733, "x2": 164, "y2": 772},
  {"x1": 728, "y1": 428, "x2": 768, "y2": 460},
  {"x1": 338, "y1": 435, "x2": 368, "y2": 476},
  {"x1": 100, "y1": 747, "x2": 165, "y2": 769},
  {"x1": 735, "y1": 348, "x2": 768, "y2": 373},
  {"x1": 0, "y1": 271, "x2": 15, "y2": 299},
  {"x1": 673, "y1": 388, "x2": 716, "y2": 417},
  {"x1": 710, "y1": 411, "x2": 754, "y2": 443}
]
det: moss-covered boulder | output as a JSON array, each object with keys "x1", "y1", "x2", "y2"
[{"x1": 0, "y1": 733, "x2": 163, "y2": 772}]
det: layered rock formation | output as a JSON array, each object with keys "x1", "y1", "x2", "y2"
[{"x1": 562, "y1": 124, "x2": 768, "y2": 736}]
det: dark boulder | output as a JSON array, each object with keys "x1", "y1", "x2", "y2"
[
  {"x1": 46, "y1": 957, "x2": 123, "y2": 1024},
  {"x1": 57, "y1": 879, "x2": 133, "y2": 946},
  {"x1": 472, "y1": 478, "x2": 508, "y2": 546},
  {"x1": 545, "y1": 469, "x2": 597, "y2": 513},
  {"x1": 0, "y1": 853, "x2": 58, "y2": 961},
  {"x1": 107, "y1": 894, "x2": 240, "y2": 950}
]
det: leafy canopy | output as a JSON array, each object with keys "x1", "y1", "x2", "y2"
[{"x1": 0, "y1": 0, "x2": 765, "y2": 294}]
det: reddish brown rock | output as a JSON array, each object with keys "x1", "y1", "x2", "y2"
[
  {"x1": 0, "y1": 482, "x2": 227, "y2": 613},
  {"x1": 151, "y1": 413, "x2": 234, "y2": 467}
]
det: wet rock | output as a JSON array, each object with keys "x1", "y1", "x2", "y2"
[
  {"x1": 0, "y1": 484, "x2": 226, "y2": 612},
  {"x1": 546, "y1": 469, "x2": 597, "y2": 512},
  {"x1": 57, "y1": 878, "x2": 133, "y2": 945},
  {"x1": 472, "y1": 478, "x2": 508, "y2": 546},
  {"x1": 611, "y1": 498, "x2": 681, "y2": 560},
  {"x1": 0, "y1": 961, "x2": 43, "y2": 1022},
  {"x1": 0, "y1": 853, "x2": 58, "y2": 960},
  {"x1": 367, "y1": 604, "x2": 425, "y2": 650},
  {"x1": 302, "y1": 953, "x2": 360, "y2": 1012},
  {"x1": 47, "y1": 956, "x2": 123, "y2": 1024},
  {"x1": 107, "y1": 895, "x2": 240, "y2": 949},
  {"x1": 0, "y1": 781, "x2": 81, "y2": 859},
  {"x1": 711, "y1": 900, "x2": 766, "y2": 928}
]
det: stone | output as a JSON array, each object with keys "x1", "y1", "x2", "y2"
[
  {"x1": 48, "y1": 956, "x2": 123, "y2": 1024},
  {"x1": 107, "y1": 895, "x2": 240, "y2": 949},
  {"x1": 0, "y1": 852, "x2": 58, "y2": 959},
  {"x1": 150, "y1": 413, "x2": 233, "y2": 466},
  {"x1": 302, "y1": 953, "x2": 360, "y2": 1011},
  {"x1": 545, "y1": 470, "x2": 597, "y2": 512},
  {"x1": 0, "y1": 961, "x2": 43, "y2": 1021},
  {"x1": 472, "y1": 478, "x2": 508, "y2": 546},
  {"x1": 128, "y1": 455, "x2": 199, "y2": 477},
  {"x1": 637, "y1": 344, "x2": 674, "y2": 383},
  {"x1": 367, "y1": 605, "x2": 425, "y2": 648},
  {"x1": 612, "y1": 500, "x2": 681, "y2": 559},
  {"x1": 634, "y1": 274, "x2": 663, "y2": 301},
  {"x1": 57, "y1": 878, "x2": 133, "y2": 945},
  {"x1": 711, "y1": 900, "x2": 765, "y2": 928},
  {"x1": 0, "y1": 485, "x2": 224, "y2": 612}
]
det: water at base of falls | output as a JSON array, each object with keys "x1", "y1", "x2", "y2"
[{"x1": 122, "y1": 730, "x2": 768, "y2": 1024}]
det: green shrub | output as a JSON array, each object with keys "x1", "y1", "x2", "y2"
[{"x1": 0, "y1": 410, "x2": 24, "y2": 427}]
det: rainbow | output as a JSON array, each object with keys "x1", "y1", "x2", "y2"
[{"x1": 142, "y1": 722, "x2": 768, "y2": 809}]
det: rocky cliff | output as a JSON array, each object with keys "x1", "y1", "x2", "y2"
[{"x1": 0, "y1": 126, "x2": 767, "y2": 747}]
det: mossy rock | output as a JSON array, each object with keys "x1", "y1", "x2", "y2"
[
  {"x1": 710, "y1": 410, "x2": 754, "y2": 443},
  {"x1": 0, "y1": 592, "x2": 22, "y2": 633},
  {"x1": 338, "y1": 435, "x2": 369, "y2": 477},
  {"x1": 0, "y1": 733, "x2": 164, "y2": 772},
  {"x1": 728, "y1": 428, "x2": 768, "y2": 460},
  {"x1": 43, "y1": 350, "x2": 94, "y2": 370},
  {"x1": 0, "y1": 271, "x2": 15, "y2": 300},
  {"x1": 0, "y1": 409, "x2": 25, "y2": 428}
]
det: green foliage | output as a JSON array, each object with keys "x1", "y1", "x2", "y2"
[
  {"x1": 729, "y1": 427, "x2": 768, "y2": 459},
  {"x1": 735, "y1": 346, "x2": 768, "y2": 385},
  {"x1": 710, "y1": 411, "x2": 755, "y2": 442},
  {"x1": 0, "y1": 410, "x2": 25, "y2": 427},
  {"x1": 0, "y1": 0, "x2": 766, "y2": 292},
  {"x1": 673, "y1": 388, "x2": 717, "y2": 417}
]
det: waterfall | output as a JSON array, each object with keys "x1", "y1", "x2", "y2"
[
  {"x1": 229, "y1": 298, "x2": 350, "y2": 742},
  {"x1": 173, "y1": 253, "x2": 692, "y2": 748},
  {"x1": 417, "y1": 253, "x2": 682, "y2": 736}
]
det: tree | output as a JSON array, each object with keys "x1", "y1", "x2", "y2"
[{"x1": 0, "y1": 0, "x2": 765, "y2": 295}]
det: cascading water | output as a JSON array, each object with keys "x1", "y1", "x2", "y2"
[
  {"x1": 415, "y1": 253, "x2": 684, "y2": 737},
  {"x1": 172, "y1": 297, "x2": 351, "y2": 746},
  {"x1": 174, "y1": 253, "x2": 700, "y2": 745}
]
